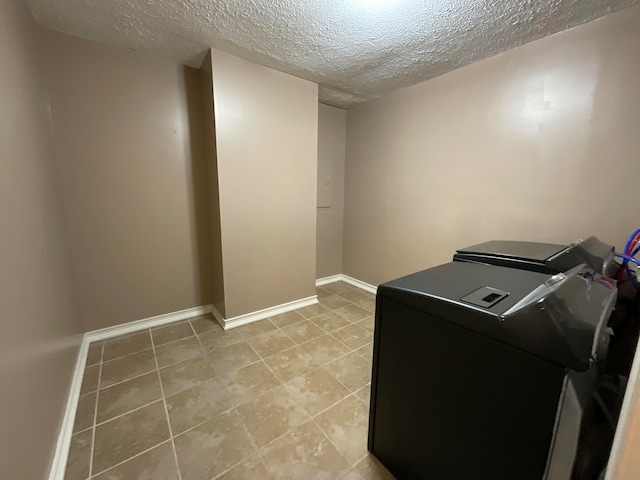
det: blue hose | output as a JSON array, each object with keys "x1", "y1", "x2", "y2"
[
  {"x1": 616, "y1": 253, "x2": 640, "y2": 267},
  {"x1": 624, "y1": 228, "x2": 640, "y2": 256}
]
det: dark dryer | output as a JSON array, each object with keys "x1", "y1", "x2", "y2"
[
  {"x1": 453, "y1": 236, "x2": 615, "y2": 275},
  {"x1": 368, "y1": 261, "x2": 616, "y2": 480}
]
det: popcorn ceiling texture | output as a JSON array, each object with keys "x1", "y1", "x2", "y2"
[{"x1": 27, "y1": 0, "x2": 639, "y2": 108}]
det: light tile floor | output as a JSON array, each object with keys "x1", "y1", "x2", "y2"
[{"x1": 65, "y1": 281, "x2": 395, "y2": 480}]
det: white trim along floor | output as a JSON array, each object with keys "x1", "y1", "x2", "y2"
[{"x1": 48, "y1": 275, "x2": 379, "y2": 480}]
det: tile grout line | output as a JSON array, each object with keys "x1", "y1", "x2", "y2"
[
  {"x1": 188, "y1": 318, "x2": 237, "y2": 407},
  {"x1": 241, "y1": 334, "x2": 357, "y2": 471},
  {"x1": 323, "y1": 354, "x2": 372, "y2": 394},
  {"x1": 229, "y1": 337, "x2": 313, "y2": 478},
  {"x1": 98, "y1": 332, "x2": 211, "y2": 391},
  {"x1": 312, "y1": 391, "x2": 370, "y2": 471},
  {"x1": 94, "y1": 367, "x2": 156, "y2": 393},
  {"x1": 226, "y1": 396, "x2": 274, "y2": 480},
  {"x1": 80, "y1": 299, "x2": 361, "y2": 477},
  {"x1": 312, "y1": 390, "x2": 360, "y2": 421},
  {"x1": 83, "y1": 284, "x2": 369, "y2": 479},
  {"x1": 188, "y1": 320, "x2": 276, "y2": 479},
  {"x1": 100, "y1": 327, "x2": 204, "y2": 366},
  {"x1": 311, "y1": 413, "x2": 355, "y2": 472},
  {"x1": 88, "y1": 342, "x2": 104, "y2": 479},
  {"x1": 162, "y1": 318, "x2": 247, "y2": 440},
  {"x1": 92, "y1": 395, "x2": 166, "y2": 428},
  {"x1": 232, "y1": 297, "x2": 372, "y2": 396},
  {"x1": 267, "y1": 290, "x2": 373, "y2": 415},
  {"x1": 90, "y1": 440, "x2": 174, "y2": 478},
  {"x1": 190, "y1": 286, "x2": 368, "y2": 478},
  {"x1": 311, "y1": 286, "x2": 375, "y2": 468},
  {"x1": 149, "y1": 329, "x2": 184, "y2": 480}
]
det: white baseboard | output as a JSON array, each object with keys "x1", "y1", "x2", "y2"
[
  {"x1": 48, "y1": 304, "x2": 213, "y2": 480},
  {"x1": 209, "y1": 304, "x2": 226, "y2": 329},
  {"x1": 316, "y1": 274, "x2": 378, "y2": 294},
  {"x1": 48, "y1": 283, "x2": 370, "y2": 479},
  {"x1": 341, "y1": 274, "x2": 378, "y2": 294},
  {"x1": 315, "y1": 274, "x2": 343, "y2": 286},
  {"x1": 86, "y1": 305, "x2": 212, "y2": 342},
  {"x1": 220, "y1": 296, "x2": 318, "y2": 330},
  {"x1": 47, "y1": 336, "x2": 89, "y2": 480}
]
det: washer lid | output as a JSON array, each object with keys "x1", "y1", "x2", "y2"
[{"x1": 455, "y1": 240, "x2": 567, "y2": 263}]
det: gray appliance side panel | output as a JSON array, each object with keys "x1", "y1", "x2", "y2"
[{"x1": 545, "y1": 370, "x2": 597, "y2": 480}]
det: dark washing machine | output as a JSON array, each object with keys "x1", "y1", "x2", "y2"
[
  {"x1": 453, "y1": 236, "x2": 615, "y2": 275},
  {"x1": 368, "y1": 261, "x2": 617, "y2": 480}
]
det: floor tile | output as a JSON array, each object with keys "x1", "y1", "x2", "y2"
[
  {"x1": 355, "y1": 384, "x2": 371, "y2": 406},
  {"x1": 315, "y1": 287, "x2": 333, "y2": 298},
  {"x1": 199, "y1": 328, "x2": 244, "y2": 352},
  {"x1": 174, "y1": 410, "x2": 255, "y2": 480},
  {"x1": 151, "y1": 320, "x2": 194, "y2": 346},
  {"x1": 154, "y1": 336, "x2": 204, "y2": 368},
  {"x1": 339, "y1": 289, "x2": 374, "y2": 305},
  {"x1": 165, "y1": 377, "x2": 232, "y2": 435},
  {"x1": 326, "y1": 352, "x2": 371, "y2": 392},
  {"x1": 348, "y1": 454, "x2": 396, "y2": 480},
  {"x1": 100, "y1": 349, "x2": 157, "y2": 388},
  {"x1": 92, "y1": 401, "x2": 170, "y2": 475},
  {"x1": 319, "y1": 294, "x2": 352, "y2": 310},
  {"x1": 296, "y1": 303, "x2": 330, "y2": 319},
  {"x1": 285, "y1": 367, "x2": 350, "y2": 417},
  {"x1": 64, "y1": 429, "x2": 92, "y2": 480},
  {"x1": 269, "y1": 310, "x2": 306, "y2": 328},
  {"x1": 356, "y1": 316, "x2": 375, "y2": 332},
  {"x1": 68, "y1": 314, "x2": 392, "y2": 480},
  {"x1": 322, "y1": 282, "x2": 356, "y2": 295},
  {"x1": 310, "y1": 311, "x2": 351, "y2": 333},
  {"x1": 258, "y1": 421, "x2": 350, "y2": 479},
  {"x1": 316, "y1": 395, "x2": 369, "y2": 465},
  {"x1": 217, "y1": 453, "x2": 268, "y2": 480},
  {"x1": 355, "y1": 342, "x2": 374, "y2": 362},
  {"x1": 343, "y1": 471, "x2": 362, "y2": 480},
  {"x1": 103, "y1": 331, "x2": 152, "y2": 362},
  {"x1": 221, "y1": 361, "x2": 281, "y2": 407},
  {"x1": 332, "y1": 324, "x2": 372, "y2": 350},
  {"x1": 237, "y1": 319, "x2": 277, "y2": 339},
  {"x1": 238, "y1": 385, "x2": 309, "y2": 448},
  {"x1": 301, "y1": 334, "x2": 351, "y2": 365},
  {"x1": 208, "y1": 342, "x2": 259, "y2": 375},
  {"x1": 92, "y1": 441, "x2": 179, "y2": 480},
  {"x1": 86, "y1": 342, "x2": 103, "y2": 367},
  {"x1": 159, "y1": 355, "x2": 216, "y2": 397},
  {"x1": 73, "y1": 391, "x2": 96, "y2": 433},
  {"x1": 335, "y1": 304, "x2": 372, "y2": 323},
  {"x1": 247, "y1": 329, "x2": 296, "y2": 358},
  {"x1": 263, "y1": 346, "x2": 320, "y2": 382},
  {"x1": 80, "y1": 365, "x2": 100, "y2": 395},
  {"x1": 354, "y1": 297, "x2": 376, "y2": 313},
  {"x1": 282, "y1": 320, "x2": 324, "y2": 344},
  {"x1": 96, "y1": 371, "x2": 162, "y2": 424},
  {"x1": 190, "y1": 314, "x2": 222, "y2": 334}
]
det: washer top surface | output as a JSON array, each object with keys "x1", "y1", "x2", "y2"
[{"x1": 456, "y1": 240, "x2": 567, "y2": 262}]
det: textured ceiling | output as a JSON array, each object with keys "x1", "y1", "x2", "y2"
[{"x1": 27, "y1": 0, "x2": 639, "y2": 108}]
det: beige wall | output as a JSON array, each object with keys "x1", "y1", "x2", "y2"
[
  {"x1": 316, "y1": 104, "x2": 347, "y2": 279},
  {"x1": 343, "y1": 6, "x2": 640, "y2": 478},
  {"x1": 0, "y1": 1, "x2": 79, "y2": 478},
  {"x1": 210, "y1": 49, "x2": 318, "y2": 318},
  {"x1": 40, "y1": 30, "x2": 213, "y2": 331},
  {"x1": 344, "y1": 6, "x2": 640, "y2": 287},
  {"x1": 200, "y1": 53, "x2": 226, "y2": 317}
]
